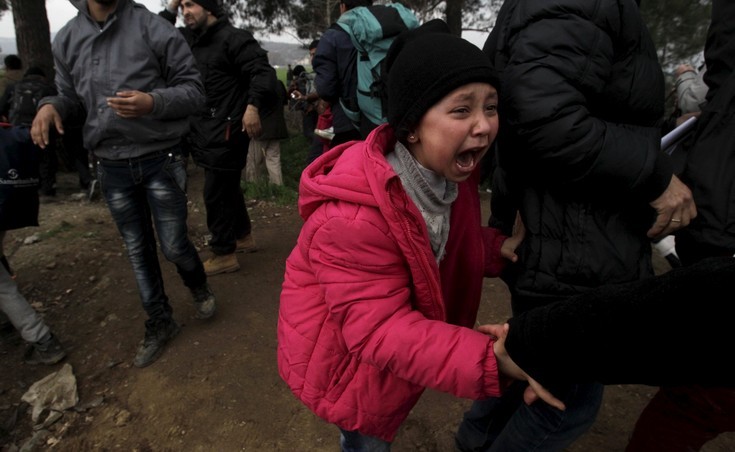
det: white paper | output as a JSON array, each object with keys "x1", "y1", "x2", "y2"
[{"x1": 662, "y1": 116, "x2": 698, "y2": 154}]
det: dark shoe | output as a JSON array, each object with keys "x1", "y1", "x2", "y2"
[
  {"x1": 24, "y1": 333, "x2": 67, "y2": 365},
  {"x1": 190, "y1": 283, "x2": 217, "y2": 319},
  {"x1": 133, "y1": 319, "x2": 180, "y2": 368}
]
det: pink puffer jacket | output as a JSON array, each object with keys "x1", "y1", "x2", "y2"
[{"x1": 277, "y1": 124, "x2": 509, "y2": 441}]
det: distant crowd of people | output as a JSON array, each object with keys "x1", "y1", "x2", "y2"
[{"x1": 1, "y1": 0, "x2": 733, "y2": 450}]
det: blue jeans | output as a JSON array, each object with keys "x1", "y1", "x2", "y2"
[
  {"x1": 339, "y1": 428, "x2": 391, "y2": 452},
  {"x1": 455, "y1": 381, "x2": 604, "y2": 451},
  {"x1": 97, "y1": 147, "x2": 206, "y2": 325}
]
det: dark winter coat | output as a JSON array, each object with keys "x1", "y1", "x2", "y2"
[
  {"x1": 676, "y1": 0, "x2": 735, "y2": 260},
  {"x1": 483, "y1": 0, "x2": 672, "y2": 308},
  {"x1": 505, "y1": 256, "x2": 735, "y2": 389},
  {"x1": 313, "y1": 24, "x2": 358, "y2": 135},
  {"x1": 258, "y1": 80, "x2": 288, "y2": 141},
  {"x1": 160, "y1": 11, "x2": 278, "y2": 171}
]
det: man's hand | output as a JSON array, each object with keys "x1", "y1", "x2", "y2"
[
  {"x1": 675, "y1": 64, "x2": 696, "y2": 78},
  {"x1": 480, "y1": 323, "x2": 566, "y2": 411},
  {"x1": 30, "y1": 104, "x2": 64, "y2": 149},
  {"x1": 647, "y1": 175, "x2": 697, "y2": 238},
  {"x1": 106, "y1": 91, "x2": 154, "y2": 119},
  {"x1": 167, "y1": 0, "x2": 182, "y2": 12},
  {"x1": 676, "y1": 111, "x2": 700, "y2": 126},
  {"x1": 243, "y1": 104, "x2": 262, "y2": 138}
]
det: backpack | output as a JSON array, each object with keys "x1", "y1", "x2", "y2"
[
  {"x1": 9, "y1": 78, "x2": 50, "y2": 127},
  {"x1": 0, "y1": 123, "x2": 41, "y2": 230},
  {"x1": 337, "y1": 3, "x2": 419, "y2": 132}
]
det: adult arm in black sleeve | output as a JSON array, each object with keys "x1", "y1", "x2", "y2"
[{"x1": 504, "y1": 256, "x2": 735, "y2": 388}]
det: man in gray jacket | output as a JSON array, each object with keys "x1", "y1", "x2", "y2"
[{"x1": 30, "y1": 0, "x2": 216, "y2": 368}]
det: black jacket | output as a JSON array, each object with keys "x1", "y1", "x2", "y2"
[
  {"x1": 484, "y1": 0, "x2": 672, "y2": 308},
  {"x1": 160, "y1": 11, "x2": 277, "y2": 170},
  {"x1": 505, "y1": 256, "x2": 735, "y2": 388},
  {"x1": 313, "y1": 24, "x2": 358, "y2": 135},
  {"x1": 676, "y1": 0, "x2": 735, "y2": 261},
  {"x1": 258, "y1": 80, "x2": 288, "y2": 141}
]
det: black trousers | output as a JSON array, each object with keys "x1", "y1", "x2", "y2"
[
  {"x1": 59, "y1": 126, "x2": 93, "y2": 189},
  {"x1": 203, "y1": 168, "x2": 250, "y2": 255},
  {"x1": 38, "y1": 144, "x2": 58, "y2": 196}
]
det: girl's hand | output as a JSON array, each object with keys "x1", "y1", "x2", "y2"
[{"x1": 480, "y1": 323, "x2": 566, "y2": 411}]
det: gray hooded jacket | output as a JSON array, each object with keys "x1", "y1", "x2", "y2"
[{"x1": 40, "y1": 0, "x2": 204, "y2": 160}]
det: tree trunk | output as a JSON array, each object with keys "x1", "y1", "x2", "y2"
[
  {"x1": 10, "y1": 0, "x2": 53, "y2": 82},
  {"x1": 445, "y1": 0, "x2": 464, "y2": 37}
]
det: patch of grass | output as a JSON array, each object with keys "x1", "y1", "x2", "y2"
[{"x1": 242, "y1": 179, "x2": 298, "y2": 205}]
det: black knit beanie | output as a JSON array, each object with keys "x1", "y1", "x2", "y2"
[
  {"x1": 192, "y1": 0, "x2": 222, "y2": 17},
  {"x1": 385, "y1": 19, "x2": 499, "y2": 141}
]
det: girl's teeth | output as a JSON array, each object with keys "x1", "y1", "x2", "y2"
[{"x1": 457, "y1": 152, "x2": 474, "y2": 168}]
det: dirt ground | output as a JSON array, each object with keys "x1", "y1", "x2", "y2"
[{"x1": 1, "y1": 166, "x2": 733, "y2": 452}]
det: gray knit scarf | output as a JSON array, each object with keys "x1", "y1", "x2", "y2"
[{"x1": 386, "y1": 142, "x2": 458, "y2": 262}]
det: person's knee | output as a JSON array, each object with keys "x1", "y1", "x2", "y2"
[{"x1": 158, "y1": 231, "x2": 186, "y2": 258}]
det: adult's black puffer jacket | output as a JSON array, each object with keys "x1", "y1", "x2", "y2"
[
  {"x1": 483, "y1": 0, "x2": 672, "y2": 309},
  {"x1": 676, "y1": 0, "x2": 735, "y2": 262},
  {"x1": 161, "y1": 12, "x2": 277, "y2": 171}
]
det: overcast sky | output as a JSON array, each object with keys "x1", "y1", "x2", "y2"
[
  {"x1": 0, "y1": 0, "x2": 163, "y2": 37},
  {"x1": 0, "y1": 0, "x2": 487, "y2": 47},
  {"x1": 0, "y1": 0, "x2": 306, "y2": 42}
]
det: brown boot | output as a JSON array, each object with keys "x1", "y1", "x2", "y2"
[
  {"x1": 236, "y1": 234, "x2": 258, "y2": 253},
  {"x1": 203, "y1": 253, "x2": 240, "y2": 276}
]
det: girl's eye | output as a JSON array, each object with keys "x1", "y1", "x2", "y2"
[{"x1": 485, "y1": 104, "x2": 498, "y2": 114}]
